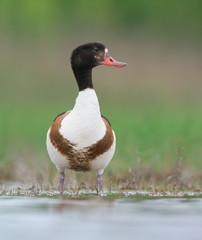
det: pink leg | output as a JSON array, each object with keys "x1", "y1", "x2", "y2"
[
  {"x1": 59, "y1": 171, "x2": 65, "y2": 195},
  {"x1": 96, "y1": 174, "x2": 102, "y2": 194}
]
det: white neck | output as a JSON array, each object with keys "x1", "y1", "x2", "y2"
[{"x1": 72, "y1": 88, "x2": 101, "y2": 118}]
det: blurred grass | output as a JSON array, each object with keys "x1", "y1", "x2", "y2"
[
  {"x1": 1, "y1": 35, "x2": 202, "y2": 184},
  {"x1": 0, "y1": 0, "x2": 202, "y2": 187},
  {"x1": 1, "y1": 0, "x2": 202, "y2": 36},
  {"x1": 1, "y1": 99, "x2": 202, "y2": 181}
]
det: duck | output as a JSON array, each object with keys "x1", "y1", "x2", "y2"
[{"x1": 46, "y1": 42, "x2": 126, "y2": 195}]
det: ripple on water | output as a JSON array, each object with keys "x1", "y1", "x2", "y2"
[{"x1": 0, "y1": 193, "x2": 202, "y2": 240}]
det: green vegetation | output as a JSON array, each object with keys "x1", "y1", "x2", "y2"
[
  {"x1": 1, "y1": 36, "x2": 202, "y2": 189},
  {"x1": 1, "y1": 99, "x2": 202, "y2": 186},
  {"x1": 0, "y1": 1, "x2": 201, "y2": 190},
  {"x1": 0, "y1": 0, "x2": 202, "y2": 36}
]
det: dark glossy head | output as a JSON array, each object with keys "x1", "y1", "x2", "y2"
[
  {"x1": 70, "y1": 42, "x2": 126, "y2": 91},
  {"x1": 71, "y1": 42, "x2": 105, "y2": 69},
  {"x1": 71, "y1": 42, "x2": 126, "y2": 70}
]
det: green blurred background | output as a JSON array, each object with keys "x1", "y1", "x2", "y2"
[{"x1": 0, "y1": 0, "x2": 202, "y2": 186}]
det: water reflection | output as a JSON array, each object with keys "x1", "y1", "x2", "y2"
[{"x1": 0, "y1": 196, "x2": 201, "y2": 240}]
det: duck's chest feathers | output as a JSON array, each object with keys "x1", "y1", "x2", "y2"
[
  {"x1": 60, "y1": 89, "x2": 106, "y2": 148},
  {"x1": 49, "y1": 112, "x2": 114, "y2": 172},
  {"x1": 48, "y1": 89, "x2": 115, "y2": 172}
]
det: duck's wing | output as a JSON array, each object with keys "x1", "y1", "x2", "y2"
[
  {"x1": 53, "y1": 111, "x2": 68, "y2": 122},
  {"x1": 101, "y1": 114, "x2": 111, "y2": 127}
]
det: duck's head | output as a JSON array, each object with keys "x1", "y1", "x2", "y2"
[
  {"x1": 71, "y1": 42, "x2": 127, "y2": 70},
  {"x1": 71, "y1": 42, "x2": 126, "y2": 91}
]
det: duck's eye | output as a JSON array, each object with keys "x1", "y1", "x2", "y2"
[{"x1": 93, "y1": 47, "x2": 99, "y2": 52}]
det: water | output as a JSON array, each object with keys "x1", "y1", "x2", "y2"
[{"x1": 0, "y1": 196, "x2": 202, "y2": 240}]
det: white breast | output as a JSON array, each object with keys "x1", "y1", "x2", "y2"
[{"x1": 60, "y1": 89, "x2": 106, "y2": 148}]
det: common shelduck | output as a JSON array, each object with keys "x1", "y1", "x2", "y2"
[{"x1": 46, "y1": 42, "x2": 126, "y2": 195}]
